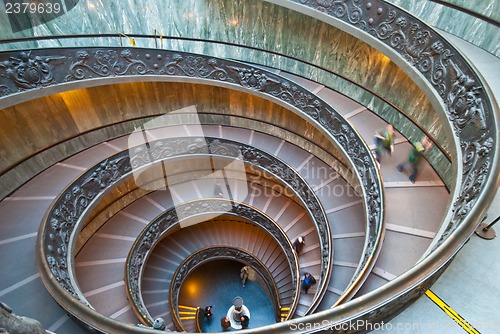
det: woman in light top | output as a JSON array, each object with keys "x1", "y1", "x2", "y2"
[{"x1": 226, "y1": 296, "x2": 250, "y2": 330}]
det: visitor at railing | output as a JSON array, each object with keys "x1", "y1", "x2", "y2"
[
  {"x1": 240, "y1": 265, "x2": 250, "y2": 287},
  {"x1": 301, "y1": 273, "x2": 316, "y2": 294},
  {"x1": 373, "y1": 124, "x2": 395, "y2": 164},
  {"x1": 226, "y1": 296, "x2": 251, "y2": 330},
  {"x1": 397, "y1": 137, "x2": 433, "y2": 183},
  {"x1": 292, "y1": 236, "x2": 306, "y2": 254}
]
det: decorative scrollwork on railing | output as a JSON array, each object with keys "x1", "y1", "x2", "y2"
[
  {"x1": 169, "y1": 247, "x2": 283, "y2": 331},
  {"x1": 125, "y1": 199, "x2": 292, "y2": 324},
  {"x1": 38, "y1": 135, "x2": 332, "y2": 321},
  {"x1": 3, "y1": 0, "x2": 491, "y2": 332},
  {"x1": 66, "y1": 49, "x2": 149, "y2": 80},
  {"x1": 125, "y1": 199, "x2": 297, "y2": 326},
  {"x1": 128, "y1": 136, "x2": 333, "y2": 304},
  {"x1": 0, "y1": 50, "x2": 381, "y2": 279},
  {"x1": 287, "y1": 0, "x2": 495, "y2": 246},
  {"x1": 0, "y1": 51, "x2": 66, "y2": 90},
  {"x1": 65, "y1": 50, "x2": 230, "y2": 81},
  {"x1": 43, "y1": 156, "x2": 131, "y2": 299},
  {"x1": 16, "y1": 47, "x2": 382, "y2": 332}
]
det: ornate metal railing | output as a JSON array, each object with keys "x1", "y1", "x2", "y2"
[
  {"x1": 195, "y1": 306, "x2": 203, "y2": 333},
  {"x1": 169, "y1": 246, "x2": 284, "y2": 331},
  {"x1": 20, "y1": 48, "x2": 382, "y2": 330},
  {"x1": 35, "y1": 132, "x2": 349, "y2": 332},
  {"x1": 125, "y1": 199, "x2": 298, "y2": 326},
  {"x1": 275, "y1": 0, "x2": 498, "y2": 249},
  {"x1": 126, "y1": 135, "x2": 333, "y2": 314},
  {"x1": 0, "y1": 32, "x2": 452, "y2": 179},
  {"x1": 246, "y1": 0, "x2": 498, "y2": 331}
]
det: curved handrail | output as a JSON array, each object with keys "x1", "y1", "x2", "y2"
[
  {"x1": 246, "y1": 0, "x2": 500, "y2": 330},
  {"x1": 25, "y1": 49, "x2": 382, "y2": 331},
  {"x1": 36, "y1": 132, "x2": 352, "y2": 332},
  {"x1": 125, "y1": 199, "x2": 298, "y2": 325},
  {"x1": 169, "y1": 246, "x2": 284, "y2": 330},
  {"x1": 126, "y1": 135, "x2": 333, "y2": 315},
  {"x1": 68, "y1": 119, "x2": 358, "y2": 255},
  {"x1": 0, "y1": 33, "x2": 451, "y2": 166}
]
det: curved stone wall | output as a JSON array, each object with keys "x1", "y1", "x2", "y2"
[
  {"x1": 29, "y1": 48, "x2": 385, "y2": 333},
  {"x1": 0, "y1": 0, "x2": 451, "y2": 179},
  {"x1": 390, "y1": 0, "x2": 500, "y2": 56},
  {"x1": 437, "y1": 0, "x2": 500, "y2": 22},
  {"x1": 0, "y1": 1, "x2": 497, "y2": 332},
  {"x1": 0, "y1": 82, "x2": 351, "y2": 199}
]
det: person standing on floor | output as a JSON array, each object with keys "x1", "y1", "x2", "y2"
[
  {"x1": 204, "y1": 305, "x2": 213, "y2": 321},
  {"x1": 226, "y1": 296, "x2": 251, "y2": 330},
  {"x1": 240, "y1": 265, "x2": 250, "y2": 287},
  {"x1": 397, "y1": 137, "x2": 432, "y2": 183},
  {"x1": 373, "y1": 124, "x2": 395, "y2": 163},
  {"x1": 301, "y1": 272, "x2": 316, "y2": 294},
  {"x1": 293, "y1": 236, "x2": 306, "y2": 254}
]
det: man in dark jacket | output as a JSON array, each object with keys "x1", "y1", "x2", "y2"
[{"x1": 301, "y1": 272, "x2": 316, "y2": 294}]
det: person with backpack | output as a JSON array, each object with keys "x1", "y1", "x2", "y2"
[
  {"x1": 397, "y1": 137, "x2": 432, "y2": 183},
  {"x1": 373, "y1": 124, "x2": 395, "y2": 163},
  {"x1": 301, "y1": 272, "x2": 316, "y2": 294}
]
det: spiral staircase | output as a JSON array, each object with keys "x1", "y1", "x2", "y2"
[{"x1": 0, "y1": 1, "x2": 498, "y2": 333}]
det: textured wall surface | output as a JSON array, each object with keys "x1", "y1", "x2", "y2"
[
  {"x1": 0, "y1": 81, "x2": 341, "y2": 171},
  {"x1": 390, "y1": 0, "x2": 500, "y2": 56},
  {"x1": 0, "y1": 0, "x2": 453, "y2": 182},
  {"x1": 432, "y1": 0, "x2": 500, "y2": 22},
  {"x1": 0, "y1": 81, "x2": 357, "y2": 198}
]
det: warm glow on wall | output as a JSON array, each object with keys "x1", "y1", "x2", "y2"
[
  {"x1": 185, "y1": 280, "x2": 199, "y2": 296},
  {"x1": 378, "y1": 53, "x2": 391, "y2": 65},
  {"x1": 58, "y1": 89, "x2": 81, "y2": 109}
]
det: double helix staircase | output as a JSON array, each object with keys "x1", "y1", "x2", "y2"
[
  {"x1": 0, "y1": 1, "x2": 498, "y2": 333},
  {"x1": 0, "y1": 83, "x2": 449, "y2": 332},
  {"x1": 72, "y1": 122, "x2": 360, "y2": 324}
]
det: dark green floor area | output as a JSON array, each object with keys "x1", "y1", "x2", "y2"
[{"x1": 179, "y1": 260, "x2": 276, "y2": 332}]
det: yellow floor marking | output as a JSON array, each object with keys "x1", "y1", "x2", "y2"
[
  {"x1": 178, "y1": 305, "x2": 199, "y2": 310},
  {"x1": 425, "y1": 289, "x2": 480, "y2": 334}
]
